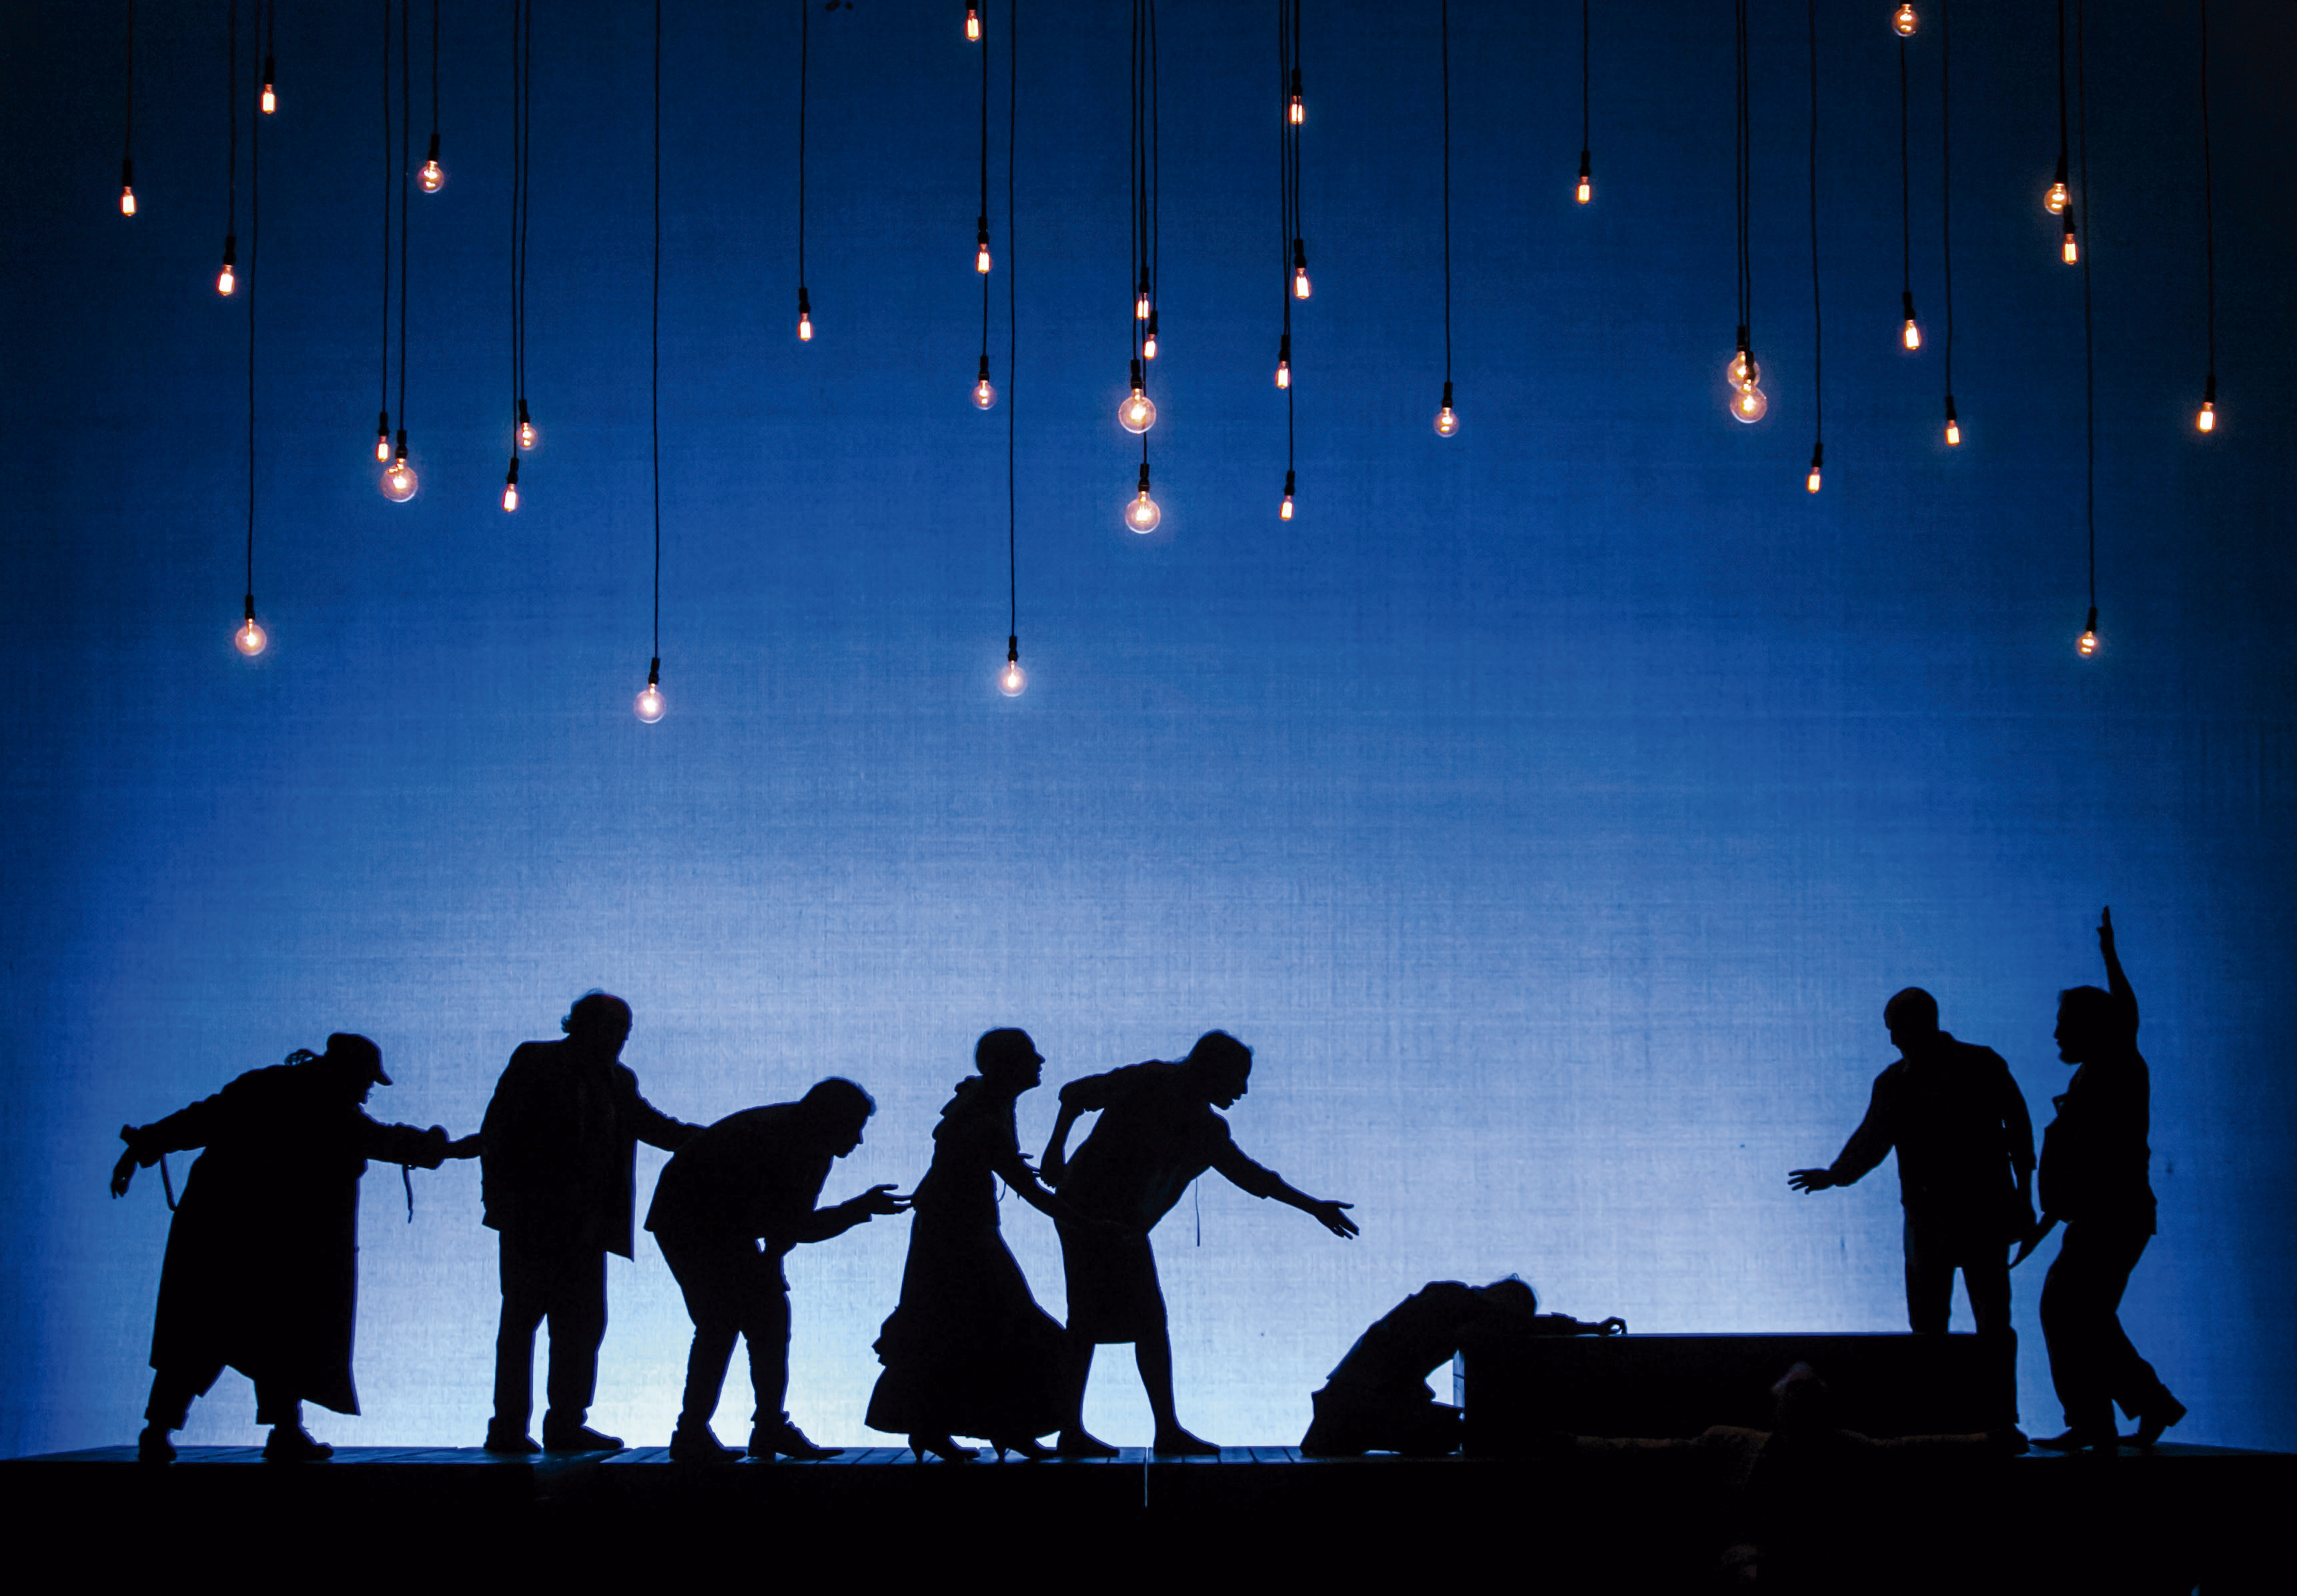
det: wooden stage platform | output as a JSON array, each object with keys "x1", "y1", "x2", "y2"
[{"x1": 6, "y1": 1440, "x2": 2285, "y2": 1590}]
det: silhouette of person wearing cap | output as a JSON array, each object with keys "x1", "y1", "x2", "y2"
[
  {"x1": 1039, "y1": 1030, "x2": 1358, "y2": 1456},
  {"x1": 646, "y1": 1077, "x2": 907, "y2": 1464},
  {"x1": 111, "y1": 1034, "x2": 478, "y2": 1462},
  {"x1": 1790, "y1": 988, "x2": 2034, "y2": 1335},
  {"x1": 479, "y1": 992, "x2": 701, "y2": 1455}
]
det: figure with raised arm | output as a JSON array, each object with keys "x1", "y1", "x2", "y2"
[
  {"x1": 1789, "y1": 988, "x2": 2034, "y2": 1336},
  {"x1": 479, "y1": 991, "x2": 701, "y2": 1455},
  {"x1": 111, "y1": 1034, "x2": 478, "y2": 1461},
  {"x1": 865, "y1": 1028, "x2": 1087, "y2": 1461},
  {"x1": 1039, "y1": 1030, "x2": 1359, "y2": 1457},
  {"x1": 647, "y1": 1077, "x2": 908, "y2": 1463},
  {"x1": 2022, "y1": 908, "x2": 2186, "y2": 1452}
]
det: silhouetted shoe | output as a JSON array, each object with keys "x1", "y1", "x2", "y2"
[
  {"x1": 542, "y1": 1421, "x2": 625, "y2": 1454},
  {"x1": 2132, "y1": 1396, "x2": 2188, "y2": 1448},
  {"x1": 2031, "y1": 1427, "x2": 2118, "y2": 1454},
  {"x1": 137, "y1": 1425, "x2": 176, "y2": 1464},
  {"x1": 668, "y1": 1424, "x2": 741, "y2": 1466},
  {"x1": 1152, "y1": 1427, "x2": 1220, "y2": 1457},
  {"x1": 263, "y1": 1425, "x2": 335, "y2": 1462},
  {"x1": 1057, "y1": 1430, "x2": 1119, "y2": 1459},
  {"x1": 992, "y1": 1435, "x2": 1056, "y2": 1461},
  {"x1": 748, "y1": 1417, "x2": 843, "y2": 1461},
  {"x1": 484, "y1": 1424, "x2": 540, "y2": 1455},
  {"x1": 909, "y1": 1433, "x2": 978, "y2": 1463}
]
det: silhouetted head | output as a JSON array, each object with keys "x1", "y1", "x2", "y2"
[
  {"x1": 1769, "y1": 1363, "x2": 1838, "y2": 1438},
  {"x1": 2054, "y1": 985, "x2": 2117, "y2": 1066},
  {"x1": 975, "y1": 1028, "x2": 1045, "y2": 1092},
  {"x1": 800, "y1": 1076, "x2": 876, "y2": 1156},
  {"x1": 1883, "y1": 988, "x2": 1941, "y2": 1056},
  {"x1": 308, "y1": 1033, "x2": 390, "y2": 1104},
  {"x1": 1182, "y1": 1030, "x2": 1253, "y2": 1107},
  {"x1": 562, "y1": 992, "x2": 633, "y2": 1062},
  {"x1": 1478, "y1": 1277, "x2": 1540, "y2": 1318}
]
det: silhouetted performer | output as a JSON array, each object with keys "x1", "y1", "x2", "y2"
[
  {"x1": 1789, "y1": 988, "x2": 2034, "y2": 1335},
  {"x1": 866, "y1": 1029, "x2": 1080, "y2": 1461},
  {"x1": 480, "y1": 991, "x2": 700, "y2": 1454},
  {"x1": 109, "y1": 1034, "x2": 476, "y2": 1462},
  {"x1": 646, "y1": 1077, "x2": 907, "y2": 1464},
  {"x1": 1300, "y1": 1277, "x2": 1624, "y2": 1456},
  {"x1": 2023, "y1": 908, "x2": 2186, "y2": 1452},
  {"x1": 1039, "y1": 1030, "x2": 1358, "y2": 1456}
]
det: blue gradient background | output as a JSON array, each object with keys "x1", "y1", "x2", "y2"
[{"x1": 3, "y1": 0, "x2": 2291, "y2": 1458}]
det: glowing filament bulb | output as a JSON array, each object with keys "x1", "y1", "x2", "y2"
[
  {"x1": 1280, "y1": 469, "x2": 1296, "y2": 521},
  {"x1": 2061, "y1": 215, "x2": 2079, "y2": 265},
  {"x1": 2045, "y1": 179, "x2": 2069, "y2": 215},
  {"x1": 1943, "y1": 398, "x2": 1961, "y2": 446},
  {"x1": 261, "y1": 56, "x2": 277, "y2": 114},
  {"x1": 2077, "y1": 608, "x2": 2100, "y2": 656},
  {"x1": 1725, "y1": 349, "x2": 1761, "y2": 388},
  {"x1": 636, "y1": 660, "x2": 666, "y2": 722},
  {"x1": 216, "y1": 237, "x2": 237, "y2": 296},
  {"x1": 1118, "y1": 361, "x2": 1156, "y2": 434},
  {"x1": 420, "y1": 134, "x2": 445, "y2": 193},
  {"x1": 1143, "y1": 311, "x2": 1160, "y2": 361},
  {"x1": 502, "y1": 458, "x2": 520, "y2": 512},
  {"x1": 1292, "y1": 239, "x2": 1312, "y2": 300},
  {"x1": 973, "y1": 355, "x2": 997, "y2": 411},
  {"x1": 1807, "y1": 444, "x2": 1823, "y2": 494},
  {"x1": 1275, "y1": 332, "x2": 1291, "y2": 389},
  {"x1": 999, "y1": 637, "x2": 1025, "y2": 697},
  {"x1": 797, "y1": 287, "x2": 813, "y2": 342},
  {"x1": 2198, "y1": 400, "x2": 2216, "y2": 433},
  {"x1": 1892, "y1": 4, "x2": 1917, "y2": 38},
  {"x1": 1125, "y1": 464, "x2": 1160, "y2": 534},
  {"x1": 976, "y1": 215, "x2": 991, "y2": 275},
  {"x1": 1135, "y1": 282, "x2": 1152, "y2": 321},
  {"x1": 517, "y1": 402, "x2": 539, "y2": 451},
  {"x1": 1289, "y1": 67, "x2": 1304, "y2": 125},
  {"x1": 1577, "y1": 150, "x2": 1593, "y2": 205},
  {"x1": 1733, "y1": 384, "x2": 1768, "y2": 423},
  {"x1": 1903, "y1": 319, "x2": 1922, "y2": 351},
  {"x1": 234, "y1": 598, "x2": 267, "y2": 658},
  {"x1": 967, "y1": 5, "x2": 982, "y2": 43},
  {"x1": 120, "y1": 159, "x2": 136, "y2": 215},
  {"x1": 382, "y1": 433, "x2": 418, "y2": 502},
  {"x1": 374, "y1": 414, "x2": 392, "y2": 462},
  {"x1": 1435, "y1": 380, "x2": 1459, "y2": 438}
]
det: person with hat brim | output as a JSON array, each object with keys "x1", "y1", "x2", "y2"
[{"x1": 112, "y1": 1033, "x2": 479, "y2": 1462}]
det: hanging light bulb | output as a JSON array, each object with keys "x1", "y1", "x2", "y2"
[
  {"x1": 1891, "y1": 4, "x2": 1917, "y2": 38},
  {"x1": 1435, "y1": 380, "x2": 1459, "y2": 437},
  {"x1": 1280, "y1": 468, "x2": 1296, "y2": 521},
  {"x1": 502, "y1": 457, "x2": 520, "y2": 512},
  {"x1": 635, "y1": 658, "x2": 666, "y2": 722},
  {"x1": 374, "y1": 412, "x2": 392, "y2": 463},
  {"x1": 1125, "y1": 462, "x2": 1161, "y2": 533},
  {"x1": 2077, "y1": 606, "x2": 2099, "y2": 656},
  {"x1": 973, "y1": 355, "x2": 997, "y2": 410},
  {"x1": 1732, "y1": 383, "x2": 1769, "y2": 423},
  {"x1": 1275, "y1": 331, "x2": 1291, "y2": 389},
  {"x1": 1576, "y1": 151, "x2": 1592, "y2": 205},
  {"x1": 966, "y1": 4, "x2": 982, "y2": 43},
  {"x1": 1135, "y1": 276, "x2": 1152, "y2": 321},
  {"x1": 1901, "y1": 291, "x2": 1923, "y2": 351},
  {"x1": 1807, "y1": 442, "x2": 1823, "y2": 494},
  {"x1": 797, "y1": 286, "x2": 813, "y2": 341},
  {"x1": 999, "y1": 636, "x2": 1026, "y2": 696},
  {"x1": 217, "y1": 235, "x2": 238, "y2": 296},
  {"x1": 1289, "y1": 67, "x2": 1305, "y2": 125},
  {"x1": 1118, "y1": 360, "x2": 1156, "y2": 434},
  {"x1": 234, "y1": 595, "x2": 268, "y2": 658},
  {"x1": 975, "y1": 215, "x2": 991, "y2": 275},
  {"x1": 1143, "y1": 310, "x2": 1160, "y2": 361},
  {"x1": 2197, "y1": 375, "x2": 2216, "y2": 433},
  {"x1": 420, "y1": 133, "x2": 446, "y2": 193},
  {"x1": 120, "y1": 158, "x2": 137, "y2": 216},
  {"x1": 261, "y1": 55, "x2": 277, "y2": 115},
  {"x1": 1726, "y1": 333, "x2": 1765, "y2": 422},
  {"x1": 516, "y1": 400, "x2": 539, "y2": 451},
  {"x1": 1943, "y1": 395, "x2": 1961, "y2": 446},
  {"x1": 2061, "y1": 212, "x2": 2079, "y2": 265},
  {"x1": 382, "y1": 430, "x2": 418, "y2": 501},
  {"x1": 1292, "y1": 238, "x2": 1312, "y2": 300},
  {"x1": 2045, "y1": 161, "x2": 2069, "y2": 214}
]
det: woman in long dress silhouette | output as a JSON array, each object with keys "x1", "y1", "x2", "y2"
[{"x1": 866, "y1": 1028, "x2": 1075, "y2": 1460}]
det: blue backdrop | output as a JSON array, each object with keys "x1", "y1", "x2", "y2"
[{"x1": 3, "y1": 0, "x2": 2292, "y2": 1458}]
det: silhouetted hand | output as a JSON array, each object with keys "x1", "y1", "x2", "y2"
[
  {"x1": 2098, "y1": 905, "x2": 2115, "y2": 958},
  {"x1": 1039, "y1": 1152, "x2": 1064, "y2": 1189},
  {"x1": 1596, "y1": 1317, "x2": 1628, "y2": 1337},
  {"x1": 1787, "y1": 1168, "x2": 1837, "y2": 1193},
  {"x1": 111, "y1": 1145, "x2": 139, "y2": 1198},
  {"x1": 1305, "y1": 1198, "x2": 1358, "y2": 1239},
  {"x1": 443, "y1": 1132, "x2": 484, "y2": 1159},
  {"x1": 2011, "y1": 1216, "x2": 2059, "y2": 1269},
  {"x1": 851, "y1": 1184, "x2": 909, "y2": 1219}
]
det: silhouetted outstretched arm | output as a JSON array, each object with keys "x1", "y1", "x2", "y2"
[
  {"x1": 1210, "y1": 1143, "x2": 1358, "y2": 1237},
  {"x1": 1790, "y1": 1074, "x2": 1894, "y2": 1194},
  {"x1": 629, "y1": 1085, "x2": 703, "y2": 1154},
  {"x1": 987, "y1": 1146, "x2": 1105, "y2": 1227},
  {"x1": 2098, "y1": 906, "x2": 2139, "y2": 1036}
]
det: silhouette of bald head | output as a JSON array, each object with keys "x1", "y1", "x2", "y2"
[{"x1": 1883, "y1": 988, "x2": 1941, "y2": 1054}]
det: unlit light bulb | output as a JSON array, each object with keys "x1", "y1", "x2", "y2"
[
  {"x1": 234, "y1": 598, "x2": 267, "y2": 658},
  {"x1": 999, "y1": 637, "x2": 1025, "y2": 697},
  {"x1": 1119, "y1": 361, "x2": 1156, "y2": 434},
  {"x1": 973, "y1": 356, "x2": 997, "y2": 411},
  {"x1": 1435, "y1": 380, "x2": 1458, "y2": 438},
  {"x1": 2077, "y1": 608, "x2": 2099, "y2": 657},
  {"x1": 635, "y1": 660, "x2": 666, "y2": 722},
  {"x1": 1892, "y1": 4, "x2": 1917, "y2": 38},
  {"x1": 1125, "y1": 464, "x2": 1160, "y2": 534}
]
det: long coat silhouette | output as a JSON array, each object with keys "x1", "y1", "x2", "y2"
[
  {"x1": 480, "y1": 1038, "x2": 693, "y2": 1258},
  {"x1": 130, "y1": 1056, "x2": 449, "y2": 1417}
]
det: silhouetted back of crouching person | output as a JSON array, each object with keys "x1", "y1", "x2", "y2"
[
  {"x1": 1301, "y1": 1277, "x2": 1624, "y2": 1455},
  {"x1": 646, "y1": 1078, "x2": 908, "y2": 1463},
  {"x1": 110, "y1": 1034, "x2": 475, "y2": 1462}
]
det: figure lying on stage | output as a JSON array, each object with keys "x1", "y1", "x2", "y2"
[
  {"x1": 1300, "y1": 1277, "x2": 1624, "y2": 1457},
  {"x1": 110, "y1": 1034, "x2": 480, "y2": 1461}
]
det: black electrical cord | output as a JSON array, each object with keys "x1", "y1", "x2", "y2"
[
  {"x1": 122, "y1": 0, "x2": 134, "y2": 186},
  {"x1": 1734, "y1": 0, "x2": 1751, "y2": 352},
  {"x1": 979, "y1": 0, "x2": 989, "y2": 371},
  {"x1": 398, "y1": 0, "x2": 410, "y2": 437},
  {"x1": 1007, "y1": 0, "x2": 1017, "y2": 645},
  {"x1": 430, "y1": 0, "x2": 440, "y2": 143},
  {"x1": 1579, "y1": 0, "x2": 1590, "y2": 189},
  {"x1": 2198, "y1": 0, "x2": 2216, "y2": 408},
  {"x1": 2054, "y1": 0, "x2": 2070, "y2": 195},
  {"x1": 509, "y1": 0, "x2": 520, "y2": 434},
  {"x1": 1899, "y1": 33, "x2": 1911, "y2": 314},
  {"x1": 1441, "y1": 0, "x2": 1452, "y2": 383},
  {"x1": 1808, "y1": 0, "x2": 1821, "y2": 480},
  {"x1": 652, "y1": 0, "x2": 662, "y2": 660},
  {"x1": 379, "y1": 0, "x2": 391, "y2": 434},
  {"x1": 798, "y1": 0, "x2": 809, "y2": 326},
  {"x1": 2077, "y1": 0, "x2": 2094, "y2": 616},
  {"x1": 518, "y1": 0, "x2": 533, "y2": 416},
  {"x1": 1941, "y1": 0, "x2": 1955, "y2": 431},
  {"x1": 246, "y1": 9, "x2": 259, "y2": 600}
]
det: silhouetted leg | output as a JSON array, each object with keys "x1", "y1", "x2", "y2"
[
  {"x1": 542, "y1": 1245, "x2": 608, "y2": 1434},
  {"x1": 2080, "y1": 1223, "x2": 2176, "y2": 1425},
  {"x1": 740, "y1": 1257, "x2": 793, "y2": 1430},
  {"x1": 2042, "y1": 1222, "x2": 2119, "y2": 1437},
  {"x1": 491, "y1": 1231, "x2": 550, "y2": 1437},
  {"x1": 1136, "y1": 1320, "x2": 1180, "y2": 1434},
  {"x1": 144, "y1": 1363, "x2": 222, "y2": 1431},
  {"x1": 1902, "y1": 1214, "x2": 1954, "y2": 1334},
  {"x1": 1962, "y1": 1243, "x2": 2013, "y2": 1339},
  {"x1": 660, "y1": 1230, "x2": 741, "y2": 1434}
]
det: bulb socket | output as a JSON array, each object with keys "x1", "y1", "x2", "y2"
[
  {"x1": 1578, "y1": 150, "x2": 1592, "y2": 180},
  {"x1": 1284, "y1": 469, "x2": 1297, "y2": 496},
  {"x1": 1292, "y1": 237, "x2": 1308, "y2": 271},
  {"x1": 505, "y1": 457, "x2": 520, "y2": 486},
  {"x1": 1943, "y1": 395, "x2": 1958, "y2": 422},
  {"x1": 1809, "y1": 442, "x2": 1824, "y2": 469},
  {"x1": 264, "y1": 54, "x2": 276, "y2": 89},
  {"x1": 122, "y1": 156, "x2": 135, "y2": 187},
  {"x1": 1137, "y1": 462, "x2": 1152, "y2": 493},
  {"x1": 394, "y1": 427, "x2": 410, "y2": 466},
  {"x1": 2203, "y1": 373, "x2": 2217, "y2": 404},
  {"x1": 1145, "y1": 309, "x2": 1160, "y2": 339},
  {"x1": 977, "y1": 354, "x2": 992, "y2": 383},
  {"x1": 221, "y1": 234, "x2": 238, "y2": 267},
  {"x1": 244, "y1": 594, "x2": 258, "y2": 624},
  {"x1": 647, "y1": 658, "x2": 661, "y2": 688},
  {"x1": 1901, "y1": 290, "x2": 1917, "y2": 321},
  {"x1": 2085, "y1": 606, "x2": 2098, "y2": 633},
  {"x1": 1007, "y1": 634, "x2": 1019, "y2": 665},
  {"x1": 1441, "y1": 379, "x2": 1454, "y2": 408},
  {"x1": 797, "y1": 285, "x2": 811, "y2": 313},
  {"x1": 1130, "y1": 358, "x2": 1143, "y2": 389}
]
